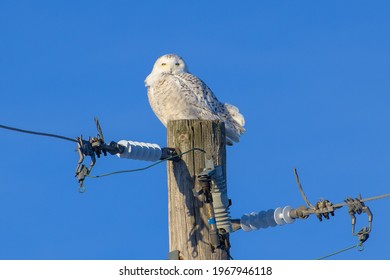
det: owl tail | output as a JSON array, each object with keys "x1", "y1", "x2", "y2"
[{"x1": 224, "y1": 103, "x2": 245, "y2": 145}]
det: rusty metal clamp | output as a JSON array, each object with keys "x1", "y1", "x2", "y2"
[
  {"x1": 74, "y1": 117, "x2": 124, "y2": 192},
  {"x1": 195, "y1": 158, "x2": 220, "y2": 251},
  {"x1": 314, "y1": 199, "x2": 336, "y2": 221},
  {"x1": 345, "y1": 195, "x2": 373, "y2": 245},
  {"x1": 75, "y1": 137, "x2": 97, "y2": 192}
]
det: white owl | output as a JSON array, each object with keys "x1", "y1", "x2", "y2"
[{"x1": 145, "y1": 54, "x2": 245, "y2": 145}]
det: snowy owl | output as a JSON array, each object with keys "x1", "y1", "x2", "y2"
[{"x1": 145, "y1": 54, "x2": 245, "y2": 145}]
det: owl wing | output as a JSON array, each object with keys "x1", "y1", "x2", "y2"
[
  {"x1": 173, "y1": 72, "x2": 225, "y2": 119},
  {"x1": 148, "y1": 72, "x2": 217, "y2": 124},
  {"x1": 175, "y1": 73, "x2": 245, "y2": 144},
  {"x1": 149, "y1": 72, "x2": 244, "y2": 144}
]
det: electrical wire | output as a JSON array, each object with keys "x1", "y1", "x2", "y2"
[
  {"x1": 316, "y1": 242, "x2": 363, "y2": 260},
  {"x1": 335, "y1": 193, "x2": 390, "y2": 207},
  {"x1": 0, "y1": 124, "x2": 78, "y2": 143},
  {"x1": 87, "y1": 147, "x2": 206, "y2": 178}
]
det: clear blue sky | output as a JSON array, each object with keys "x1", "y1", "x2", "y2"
[{"x1": 1, "y1": 0, "x2": 389, "y2": 260}]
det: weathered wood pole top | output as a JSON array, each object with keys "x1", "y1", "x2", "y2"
[{"x1": 167, "y1": 119, "x2": 229, "y2": 260}]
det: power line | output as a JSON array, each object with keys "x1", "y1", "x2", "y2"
[
  {"x1": 0, "y1": 124, "x2": 77, "y2": 143},
  {"x1": 340, "y1": 193, "x2": 390, "y2": 205}
]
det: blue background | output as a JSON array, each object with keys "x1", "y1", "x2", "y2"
[{"x1": 0, "y1": 0, "x2": 389, "y2": 259}]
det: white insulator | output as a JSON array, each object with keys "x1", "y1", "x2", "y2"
[
  {"x1": 282, "y1": 206, "x2": 295, "y2": 224},
  {"x1": 240, "y1": 209, "x2": 276, "y2": 232},
  {"x1": 240, "y1": 206, "x2": 295, "y2": 232},
  {"x1": 211, "y1": 166, "x2": 232, "y2": 233},
  {"x1": 265, "y1": 209, "x2": 278, "y2": 227},
  {"x1": 240, "y1": 214, "x2": 252, "y2": 232},
  {"x1": 274, "y1": 206, "x2": 295, "y2": 225},
  {"x1": 274, "y1": 207, "x2": 287, "y2": 225},
  {"x1": 249, "y1": 211, "x2": 263, "y2": 230},
  {"x1": 116, "y1": 140, "x2": 162, "y2": 162}
]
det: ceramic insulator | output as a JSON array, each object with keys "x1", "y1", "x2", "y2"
[
  {"x1": 116, "y1": 140, "x2": 162, "y2": 162},
  {"x1": 240, "y1": 206, "x2": 295, "y2": 232},
  {"x1": 211, "y1": 166, "x2": 232, "y2": 233}
]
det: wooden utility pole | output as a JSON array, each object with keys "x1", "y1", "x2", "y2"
[{"x1": 167, "y1": 119, "x2": 229, "y2": 260}]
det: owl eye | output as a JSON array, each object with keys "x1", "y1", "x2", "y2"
[
  {"x1": 175, "y1": 63, "x2": 180, "y2": 66},
  {"x1": 161, "y1": 63, "x2": 167, "y2": 66}
]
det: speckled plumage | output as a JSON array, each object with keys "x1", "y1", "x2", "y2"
[{"x1": 145, "y1": 54, "x2": 245, "y2": 144}]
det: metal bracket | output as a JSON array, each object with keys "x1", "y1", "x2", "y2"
[
  {"x1": 195, "y1": 158, "x2": 221, "y2": 251},
  {"x1": 75, "y1": 161, "x2": 90, "y2": 193},
  {"x1": 345, "y1": 195, "x2": 373, "y2": 244},
  {"x1": 75, "y1": 117, "x2": 125, "y2": 192},
  {"x1": 168, "y1": 250, "x2": 180, "y2": 260},
  {"x1": 218, "y1": 228, "x2": 232, "y2": 259},
  {"x1": 200, "y1": 158, "x2": 216, "y2": 177},
  {"x1": 160, "y1": 147, "x2": 182, "y2": 162},
  {"x1": 193, "y1": 158, "x2": 215, "y2": 198},
  {"x1": 314, "y1": 199, "x2": 336, "y2": 221}
]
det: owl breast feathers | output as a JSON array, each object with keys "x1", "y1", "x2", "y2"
[{"x1": 145, "y1": 54, "x2": 245, "y2": 145}]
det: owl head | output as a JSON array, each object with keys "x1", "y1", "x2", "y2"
[
  {"x1": 145, "y1": 54, "x2": 189, "y2": 87},
  {"x1": 152, "y1": 54, "x2": 189, "y2": 74}
]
